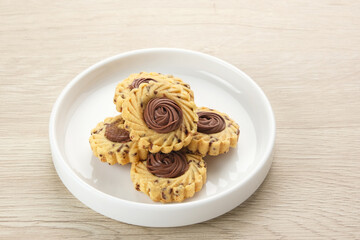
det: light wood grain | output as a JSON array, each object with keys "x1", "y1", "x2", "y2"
[{"x1": 0, "y1": 0, "x2": 359, "y2": 239}]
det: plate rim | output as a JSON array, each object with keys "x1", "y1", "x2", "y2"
[{"x1": 49, "y1": 48, "x2": 276, "y2": 214}]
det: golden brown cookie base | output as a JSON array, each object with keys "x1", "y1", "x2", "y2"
[
  {"x1": 122, "y1": 81, "x2": 198, "y2": 153},
  {"x1": 187, "y1": 107, "x2": 240, "y2": 156},
  {"x1": 89, "y1": 115, "x2": 148, "y2": 165},
  {"x1": 130, "y1": 152, "x2": 206, "y2": 203},
  {"x1": 114, "y1": 72, "x2": 193, "y2": 112}
]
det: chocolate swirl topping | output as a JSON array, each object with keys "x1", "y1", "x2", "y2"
[
  {"x1": 129, "y1": 78, "x2": 156, "y2": 90},
  {"x1": 146, "y1": 152, "x2": 189, "y2": 178},
  {"x1": 105, "y1": 121, "x2": 131, "y2": 143},
  {"x1": 144, "y1": 98, "x2": 183, "y2": 133},
  {"x1": 197, "y1": 111, "x2": 226, "y2": 134}
]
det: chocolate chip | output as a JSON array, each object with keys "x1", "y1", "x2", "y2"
[
  {"x1": 135, "y1": 184, "x2": 140, "y2": 191},
  {"x1": 99, "y1": 154, "x2": 103, "y2": 157},
  {"x1": 177, "y1": 95, "x2": 181, "y2": 98},
  {"x1": 112, "y1": 143, "x2": 115, "y2": 147},
  {"x1": 124, "y1": 150, "x2": 129, "y2": 154},
  {"x1": 237, "y1": 129, "x2": 240, "y2": 135},
  {"x1": 162, "y1": 190, "x2": 166, "y2": 199},
  {"x1": 167, "y1": 180, "x2": 170, "y2": 184},
  {"x1": 154, "y1": 90, "x2": 158, "y2": 94},
  {"x1": 132, "y1": 153, "x2": 137, "y2": 156},
  {"x1": 154, "y1": 179, "x2": 158, "y2": 183},
  {"x1": 185, "y1": 129, "x2": 188, "y2": 135},
  {"x1": 140, "y1": 102, "x2": 143, "y2": 108},
  {"x1": 121, "y1": 94, "x2": 125, "y2": 99},
  {"x1": 117, "y1": 145, "x2": 124, "y2": 152},
  {"x1": 108, "y1": 151, "x2": 113, "y2": 155},
  {"x1": 114, "y1": 99, "x2": 117, "y2": 103},
  {"x1": 184, "y1": 149, "x2": 192, "y2": 154},
  {"x1": 170, "y1": 188, "x2": 173, "y2": 194},
  {"x1": 225, "y1": 116, "x2": 230, "y2": 121}
]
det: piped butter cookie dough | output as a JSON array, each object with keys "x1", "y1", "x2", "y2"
[
  {"x1": 113, "y1": 72, "x2": 193, "y2": 112},
  {"x1": 122, "y1": 81, "x2": 198, "y2": 153},
  {"x1": 187, "y1": 107, "x2": 240, "y2": 156},
  {"x1": 89, "y1": 115, "x2": 148, "y2": 165},
  {"x1": 131, "y1": 151, "x2": 206, "y2": 203}
]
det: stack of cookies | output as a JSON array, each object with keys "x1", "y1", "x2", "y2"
[{"x1": 89, "y1": 72, "x2": 240, "y2": 203}]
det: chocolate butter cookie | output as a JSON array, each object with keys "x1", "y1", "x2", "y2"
[
  {"x1": 187, "y1": 107, "x2": 240, "y2": 156},
  {"x1": 114, "y1": 72, "x2": 193, "y2": 112},
  {"x1": 131, "y1": 151, "x2": 206, "y2": 203},
  {"x1": 122, "y1": 81, "x2": 198, "y2": 153},
  {"x1": 89, "y1": 115, "x2": 148, "y2": 165}
]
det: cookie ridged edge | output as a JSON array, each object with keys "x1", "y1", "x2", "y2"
[
  {"x1": 122, "y1": 81, "x2": 198, "y2": 153},
  {"x1": 130, "y1": 153, "x2": 206, "y2": 203},
  {"x1": 187, "y1": 107, "x2": 240, "y2": 156},
  {"x1": 89, "y1": 115, "x2": 148, "y2": 165},
  {"x1": 114, "y1": 72, "x2": 193, "y2": 112}
]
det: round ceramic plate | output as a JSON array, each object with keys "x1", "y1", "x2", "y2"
[{"x1": 49, "y1": 48, "x2": 275, "y2": 227}]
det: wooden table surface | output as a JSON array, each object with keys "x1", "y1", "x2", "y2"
[{"x1": 1, "y1": 1, "x2": 359, "y2": 239}]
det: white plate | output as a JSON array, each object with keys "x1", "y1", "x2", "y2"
[{"x1": 49, "y1": 48, "x2": 275, "y2": 227}]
